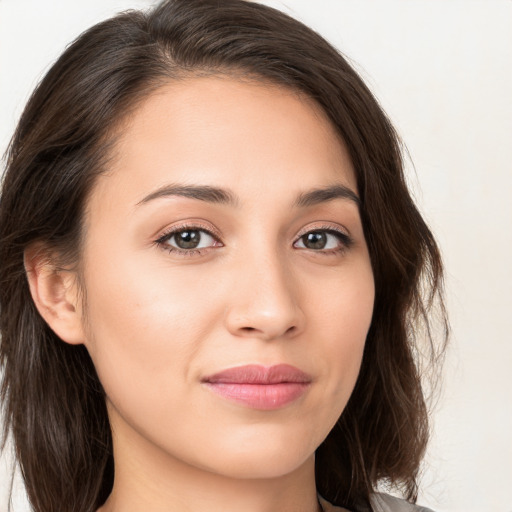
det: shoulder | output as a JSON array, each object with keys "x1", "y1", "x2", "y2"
[
  {"x1": 370, "y1": 493, "x2": 435, "y2": 512},
  {"x1": 318, "y1": 493, "x2": 435, "y2": 512}
]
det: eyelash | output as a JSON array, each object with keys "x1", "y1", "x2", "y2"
[
  {"x1": 155, "y1": 223, "x2": 221, "y2": 257},
  {"x1": 295, "y1": 225, "x2": 353, "y2": 255},
  {"x1": 154, "y1": 223, "x2": 353, "y2": 257}
]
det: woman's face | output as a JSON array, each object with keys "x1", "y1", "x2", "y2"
[{"x1": 79, "y1": 77, "x2": 374, "y2": 480}]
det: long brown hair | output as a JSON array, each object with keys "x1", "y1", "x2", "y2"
[{"x1": 0, "y1": 1, "x2": 448, "y2": 511}]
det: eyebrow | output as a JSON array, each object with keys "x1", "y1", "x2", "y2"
[
  {"x1": 137, "y1": 183, "x2": 360, "y2": 208},
  {"x1": 137, "y1": 184, "x2": 238, "y2": 206},
  {"x1": 293, "y1": 184, "x2": 360, "y2": 208}
]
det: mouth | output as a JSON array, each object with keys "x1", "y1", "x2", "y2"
[{"x1": 201, "y1": 364, "x2": 312, "y2": 410}]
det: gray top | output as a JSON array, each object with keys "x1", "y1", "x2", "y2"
[{"x1": 319, "y1": 493, "x2": 435, "y2": 512}]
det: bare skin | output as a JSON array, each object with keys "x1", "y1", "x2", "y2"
[{"x1": 26, "y1": 77, "x2": 372, "y2": 512}]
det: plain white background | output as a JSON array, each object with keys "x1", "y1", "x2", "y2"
[{"x1": 1, "y1": 1, "x2": 511, "y2": 511}]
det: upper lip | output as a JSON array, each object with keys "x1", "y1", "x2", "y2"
[{"x1": 202, "y1": 364, "x2": 312, "y2": 384}]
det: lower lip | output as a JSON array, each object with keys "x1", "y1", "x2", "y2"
[{"x1": 203, "y1": 382, "x2": 310, "y2": 410}]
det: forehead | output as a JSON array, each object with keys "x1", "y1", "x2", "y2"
[{"x1": 91, "y1": 76, "x2": 357, "y2": 211}]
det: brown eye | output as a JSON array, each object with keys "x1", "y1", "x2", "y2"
[
  {"x1": 173, "y1": 230, "x2": 202, "y2": 249},
  {"x1": 159, "y1": 228, "x2": 218, "y2": 251},
  {"x1": 302, "y1": 232, "x2": 327, "y2": 250},
  {"x1": 294, "y1": 229, "x2": 351, "y2": 252}
]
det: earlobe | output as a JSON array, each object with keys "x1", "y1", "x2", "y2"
[{"x1": 24, "y1": 243, "x2": 85, "y2": 346}]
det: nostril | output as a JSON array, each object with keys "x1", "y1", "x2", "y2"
[{"x1": 238, "y1": 325, "x2": 297, "y2": 337}]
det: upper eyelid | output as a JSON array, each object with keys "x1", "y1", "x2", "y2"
[
  {"x1": 155, "y1": 222, "x2": 222, "y2": 243},
  {"x1": 295, "y1": 229, "x2": 351, "y2": 245},
  {"x1": 295, "y1": 222, "x2": 351, "y2": 238}
]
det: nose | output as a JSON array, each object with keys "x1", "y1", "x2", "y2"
[{"x1": 224, "y1": 250, "x2": 305, "y2": 341}]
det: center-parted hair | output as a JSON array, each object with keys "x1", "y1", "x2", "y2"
[{"x1": 0, "y1": 1, "x2": 447, "y2": 511}]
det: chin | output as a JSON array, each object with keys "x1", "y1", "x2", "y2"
[
  {"x1": 209, "y1": 453, "x2": 314, "y2": 480},
  {"x1": 195, "y1": 429, "x2": 318, "y2": 480}
]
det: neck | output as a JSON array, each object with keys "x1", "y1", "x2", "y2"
[{"x1": 98, "y1": 410, "x2": 322, "y2": 512}]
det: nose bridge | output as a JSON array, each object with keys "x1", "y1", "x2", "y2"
[{"x1": 225, "y1": 239, "x2": 303, "y2": 340}]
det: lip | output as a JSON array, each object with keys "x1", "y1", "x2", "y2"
[{"x1": 202, "y1": 364, "x2": 312, "y2": 410}]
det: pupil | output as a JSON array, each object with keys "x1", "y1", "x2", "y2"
[
  {"x1": 176, "y1": 230, "x2": 200, "y2": 249},
  {"x1": 304, "y1": 232, "x2": 327, "y2": 249}
]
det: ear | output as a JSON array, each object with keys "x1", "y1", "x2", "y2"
[{"x1": 24, "y1": 242, "x2": 85, "y2": 345}]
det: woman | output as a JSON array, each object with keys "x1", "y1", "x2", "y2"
[{"x1": 0, "y1": 1, "x2": 447, "y2": 511}]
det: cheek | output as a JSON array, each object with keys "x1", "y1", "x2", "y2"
[
  {"x1": 307, "y1": 262, "x2": 374, "y2": 411},
  {"x1": 79, "y1": 245, "x2": 222, "y2": 412}
]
